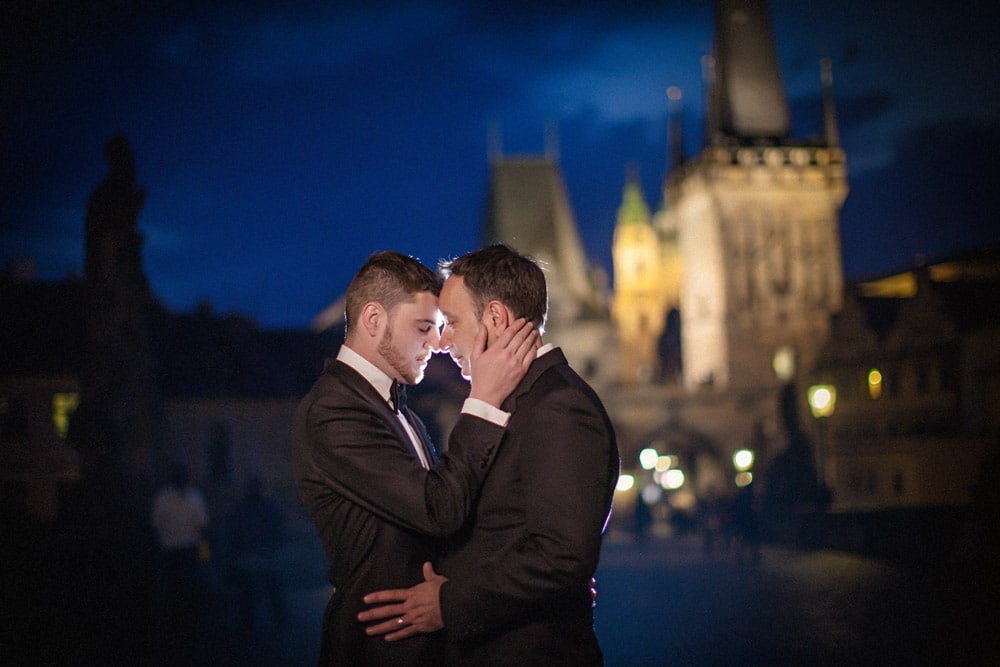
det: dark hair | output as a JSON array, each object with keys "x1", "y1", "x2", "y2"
[
  {"x1": 345, "y1": 251, "x2": 440, "y2": 334},
  {"x1": 439, "y1": 244, "x2": 547, "y2": 331}
]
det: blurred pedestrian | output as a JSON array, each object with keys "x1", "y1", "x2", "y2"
[
  {"x1": 698, "y1": 488, "x2": 729, "y2": 556},
  {"x1": 150, "y1": 463, "x2": 209, "y2": 629},
  {"x1": 732, "y1": 482, "x2": 761, "y2": 563},
  {"x1": 230, "y1": 477, "x2": 287, "y2": 634},
  {"x1": 634, "y1": 496, "x2": 653, "y2": 542}
]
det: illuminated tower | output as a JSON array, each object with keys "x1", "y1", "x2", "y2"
[
  {"x1": 668, "y1": 0, "x2": 847, "y2": 391},
  {"x1": 612, "y1": 175, "x2": 666, "y2": 384}
]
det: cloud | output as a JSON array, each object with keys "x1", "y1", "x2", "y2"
[
  {"x1": 840, "y1": 119, "x2": 1000, "y2": 277},
  {"x1": 153, "y1": 1, "x2": 462, "y2": 83}
]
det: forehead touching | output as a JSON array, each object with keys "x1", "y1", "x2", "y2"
[
  {"x1": 389, "y1": 290, "x2": 440, "y2": 324},
  {"x1": 440, "y1": 276, "x2": 478, "y2": 318}
]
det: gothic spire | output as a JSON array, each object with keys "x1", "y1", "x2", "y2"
[
  {"x1": 821, "y1": 57, "x2": 841, "y2": 147},
  {"x1": 667, "y1": 86, "x2": 685, "y2": 171},
  {"x1": 709, "y1": 0, "x2": 790, "y2": 143}
]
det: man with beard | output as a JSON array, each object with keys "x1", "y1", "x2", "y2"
[{"x1": 293, "y1": 250, "x2": 537, "y2": 665}]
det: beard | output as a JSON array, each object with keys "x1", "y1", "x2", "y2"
[{"x1": 378, "y1": 326, "x2": 422, "y2": 385}]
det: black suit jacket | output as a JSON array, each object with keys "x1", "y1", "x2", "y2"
[
  {"x1": 292, "y1": 358, "x2": 504, "y2": 666},
  {"x1": 438, "y1": 348, "x2": 619, "y2": 666}
]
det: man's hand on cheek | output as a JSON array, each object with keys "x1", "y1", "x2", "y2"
[{"x1": 468, "y1": 318, "x2": 537, "y2": 407}]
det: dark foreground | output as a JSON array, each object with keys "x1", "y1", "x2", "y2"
[{"x1": 3, "y1": 520, "x2": 998, "y2": 666}]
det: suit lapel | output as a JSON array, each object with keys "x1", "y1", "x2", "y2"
[{"x1": 328, "y1": 359, "x2": 423, "y2": 459}]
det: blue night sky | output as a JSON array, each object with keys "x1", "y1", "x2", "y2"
[{"x1": 3, "y1": 0, "x2": 999, "y2": 330}]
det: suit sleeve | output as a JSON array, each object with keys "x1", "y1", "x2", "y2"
[
  {"x1": 440, "y1": 375, "x2": 618, "y2": 638},
  {"x1": 298, "y1": 390, "x2": 503, "y2": 537}
]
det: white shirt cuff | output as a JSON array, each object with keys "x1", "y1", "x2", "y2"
[{"x1": 461, "y1": 398, "x2": 510, "y2": 427}]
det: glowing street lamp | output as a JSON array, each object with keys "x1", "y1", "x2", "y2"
[
  {"x1": 616, "y1": 474, "x2": 635, "y2": 492},
  {"x1": 639, "y1": 448, "x2": 659, "y2": 470},
  {"x1": 732, "y1": 449, "x2": 754, "y2": 472},
  {"x1": 807, "y1": 384, "x2": 837, "y2": 488},
  {"x1": 659, "y1": 468, "x2": 685, "y2": 490},
  {"x1": 868, "y1": 369, "x2": 883, "y2": 399},
  {"x1": 807, "y1": 385, "x2": 837, "y2": 418}
]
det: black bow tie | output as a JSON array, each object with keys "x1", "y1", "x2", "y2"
[{"x1": 389, "y1": 380, "x2": 408, "y2": 412}]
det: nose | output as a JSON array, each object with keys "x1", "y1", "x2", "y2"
[
  {"x1": 437, "y1": 326, "x2": 452, "y2": 353},
  {"x1": 428, "y1": 326, "x2": 443, "y2": 353}
]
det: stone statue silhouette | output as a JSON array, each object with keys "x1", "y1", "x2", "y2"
[
  {"x1": 73, "y1": 134, "x2": 159, "y2": 493},
  {"x1": 761, "y1": 383, "x2": 831, "y2": 545},
  {"x1": 85, "y1": 134, "x2": 148, "y2": 290}
]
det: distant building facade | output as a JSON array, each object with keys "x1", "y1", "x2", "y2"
[
  {"x1": 808, "y1": 259, "x2": 1000, "y2": 512},
  {"x1": 1, "y1": 269, "x2": 338, "y2": 522}
]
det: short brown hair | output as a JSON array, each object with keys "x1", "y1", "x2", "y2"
[
  {"x1": 439, "y1": 244, "x2": 547, "y2": 332},
  {"x1": 345, "y1": 251, "x2": 440, "y2": 334}
]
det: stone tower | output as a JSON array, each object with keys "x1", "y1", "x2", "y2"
[{"x1": 666, "y1": 0, "x2": 847, "y2": 391}]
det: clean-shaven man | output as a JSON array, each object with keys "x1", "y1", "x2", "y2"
[{"x1": 360, "y1": 244, "x2": 619, "y2": 666}]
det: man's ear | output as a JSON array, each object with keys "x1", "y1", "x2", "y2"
[
  {"x1": 360, "y1": 302, "x2": 384, "y2": 337},
  {"x1": 484, "y1": 300, "x2": 511, "y2": 335}
]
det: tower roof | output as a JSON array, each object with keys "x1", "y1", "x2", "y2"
[
  {"x1": 616, "y1": 177, "x2": 652, "y2": 227},
  {"x1": 482, "y1": 156, "x2": 595, "y2": 319},
  {"x1": 710, "y1": 0, "x2": 790, "y2": 142}
]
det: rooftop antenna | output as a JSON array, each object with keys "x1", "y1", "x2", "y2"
[
  {"x1": 820, "y1": 56, "x2": 840, "y2": 147},
  {"x1": 667, "y1": 86, "x2": 685, "y2": 172}
]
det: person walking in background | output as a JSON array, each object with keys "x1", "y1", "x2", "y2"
[
  {"x1": 731, "y1": 481, "x2": 761, "y2": 563},
  {"x1": 360, "y1": 244, "x2": 620, "y2": 666},
  {"x1": 230, "y1": 477, "x2": 287, "y2": 635},
  {"x1": 150, "y1": 462, "x2": 209, "y2": 630}
]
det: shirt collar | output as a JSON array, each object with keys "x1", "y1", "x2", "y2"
[
  {"x1": 337, "y1": 344, "x2": 394, "y2": 404},
  {"x1": 537, "y1": 342, "x2": 555, "y2": 357}
]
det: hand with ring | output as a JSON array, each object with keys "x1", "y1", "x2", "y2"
[{"x1": 358, "y1": 562, "x2": 447, "y2": 641}]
